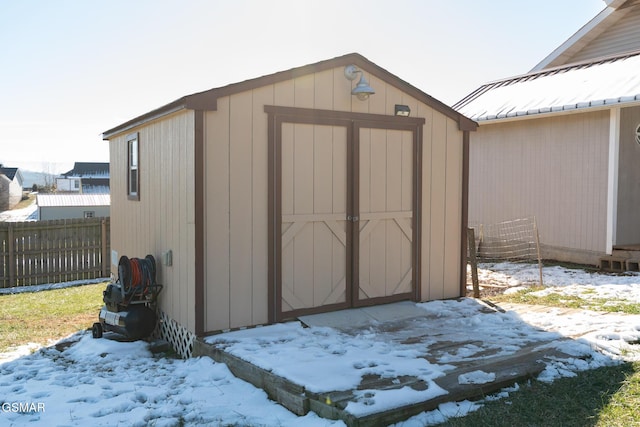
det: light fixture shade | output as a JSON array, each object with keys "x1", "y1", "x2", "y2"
[{"x1": 351, "y1": 74, "x2": 375, "y2": 101}]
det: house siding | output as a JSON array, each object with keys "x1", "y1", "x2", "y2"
[
  {"x1": 203, "y1": 66, "x2": 465, "y2": 332},
  {"x1": 616, "y1": 105, "x2": 640, "y2": 244},
  {"x1": 568, "y1": 5, "x2": 640, "y2": 64},
  {"x1": 0, "y1": 175, "x2": 23, "y2": 211},
  {"x1": 39, "y1": 206, "x2": 110, "y2": 221},
  {"x1": 469, "y1": 111, "x2": 610, "y2": 263},
  {"x1": 109, "y1": 110, "x2": 196, "y2": 332}
]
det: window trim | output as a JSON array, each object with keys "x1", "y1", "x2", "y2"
[{"x1": 127, "y1": 132, "x2": 140, "y2": 201}]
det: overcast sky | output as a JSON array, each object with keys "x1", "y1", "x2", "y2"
[{"x1": 1, "y1": 0, "x2": 604, "y2": 173}]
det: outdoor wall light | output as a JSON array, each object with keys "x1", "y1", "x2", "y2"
[
  {"x1": 344, "y1": 65, "x2": 375, "y2": 101},
  {"x1": 395, "y1": 104, "x2": 411, "y2": 117}
]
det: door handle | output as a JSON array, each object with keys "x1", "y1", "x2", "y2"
[{"x1": 347, "y1": 216, "x2": 359, "y2": 222}]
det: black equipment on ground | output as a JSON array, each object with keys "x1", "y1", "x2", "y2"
[{"x1": 92, "y1": 255, "x2": 163, "y2": 340}]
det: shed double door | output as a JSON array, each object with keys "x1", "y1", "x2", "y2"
[{"x1": 275, "y1": 116, "x2": 419, "y2": 320}]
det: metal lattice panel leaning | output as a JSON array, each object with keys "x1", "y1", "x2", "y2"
[
  {"x1": 468, "y1": 216, "x2": 544, "y2": 287},
  {"x1": 157, "y1": 311, "x2": 196, "y2": 358}
]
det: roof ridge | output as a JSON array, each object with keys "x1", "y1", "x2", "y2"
[{"x1": 503, "y1": 49, "x2": 640, "y2": 84}]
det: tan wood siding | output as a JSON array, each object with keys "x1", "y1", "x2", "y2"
[
  {"x1": 468, "y1": 111, "x2": 610, "y2": 256},
  {"x1": 358, "y1": 128, "x2": 414, "y2": 300},
  {"x1": 280, "y1": 123, "x2": 348, "y2": 312},
  {"x1": 204, "y1": 98, "x2": 231, "y2": 331},
  {"x1": 419, "y1": 108, "x2": 434, "y2": 300},
  {"x1": 426, "y1": 113, "x2": 448, "y2": 300},
  {"x1": 109, "y1": 110, "x2": 196, "y2": 332},
  {"x1": 228, "y1": 91, "x2": 255, "y2": 329},
  {"x1": 616, "y1": 106, "x2": 640, "y2": 244},
  {"x1": 443, "y1": 119, "x2": 464, "y2": 299},
  {"x1": 569, "y1": 6, "x2": 640, "y2": 63}
]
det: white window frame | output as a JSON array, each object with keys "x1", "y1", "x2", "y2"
[{"x1": 127, "y1": 132, "x2": 140, "y2": 200}]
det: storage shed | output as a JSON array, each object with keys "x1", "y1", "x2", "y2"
[
  {"x1": 102, "y1": 53, "x2": 477, "y2": 357},
  {"x1": 37, "y1": 194, "x2": 110, "y2": 220}
]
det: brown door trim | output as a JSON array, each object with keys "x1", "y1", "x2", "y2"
[{"x1": 266, "y1": 105, "x2": 425, "y2": 322}]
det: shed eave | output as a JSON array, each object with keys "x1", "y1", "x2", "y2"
[
  {"x1": 102, "y1": 53, "x2": 477, "y2": 140},
  {"x1": 471, "y1": 98, "x2": 640, "y2": 124},
  {"x1": 102, "y1": 101, "x2": 189, "y2": 140}
]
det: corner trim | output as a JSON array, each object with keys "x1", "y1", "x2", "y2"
[
  {"x1": 194, "y1": 110, "x2": 205, "y2": 336},
  {"x1": 460, "y1": 130, "x2": 470, "y2": 296},
  {"x1": 606, "y1": 107, "x2": 620, "y2": 254}
]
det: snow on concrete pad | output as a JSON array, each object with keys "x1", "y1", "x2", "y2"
[
  {"x1": 458, "y1": 370, "x2": 496, "y2": 385},
  {"x1": 203, "y1": 298, "x2": 597, "y2": 426}
]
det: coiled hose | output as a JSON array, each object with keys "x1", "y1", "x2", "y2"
[{"x1": 118, "y1": 255, "x2": 160, "y2": 303}]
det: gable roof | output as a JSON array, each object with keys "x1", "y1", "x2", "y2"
[
  {"x1": 453, "y1": 50, "x2": 640, "y2": 122},
  {"x1": 533, "y1": 0, "x2": 640, "y2": 71},
  {"x1": 62, "y1": 162, "x2": 109, "y2": 178},
  {"x1": 0, "y1": 165, "x2": 23, "y2": 184},
  {"x1": 37, "y1": 194, "x2": 110, "y2": 207},
  {"x1": 102, "y1": 52, "x2": 476, "y2": 139}
]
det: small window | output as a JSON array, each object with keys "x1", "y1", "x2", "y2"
[
  {"x1": 84, "y1": 211, "x2": 95, "y2": 218},
  {"x1": 127, "y1": 133, "x2": 140, "y2": 200},
  {"x1": 74, "y1": 179, "x2": 80, "y2": 190}
]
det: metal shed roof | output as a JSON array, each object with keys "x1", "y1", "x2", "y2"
[
  {"x1": 454, "y1": 51, "x2": 640, "y2": 122},
  {"x1": 37, "y1": 194, "x2": 110, "y2": 207}
]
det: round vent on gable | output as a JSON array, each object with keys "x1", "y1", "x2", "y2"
[{"x1": 636, "y1": 123, "x2": 640, "y2": 146}]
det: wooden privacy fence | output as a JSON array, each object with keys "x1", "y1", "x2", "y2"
[{"x1": 0, "y1": 218, "x2": 110, "y2": 288}]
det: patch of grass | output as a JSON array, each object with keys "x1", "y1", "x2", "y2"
[
  {"x1": 491, "y1": 286, "x2": 583, "y2": 308},
  {"x1": 0, "y1": 283, "x2": 105, "y2": 353},
  {"x1": 12, "y1": 193, "x2": 35, "y2": 210},
  {"x1": 491, "y1": 287, "x2": 640, "y2": 315},
  {"x1": 442, "y1": 362, "x2": 640, "y2": 427}
]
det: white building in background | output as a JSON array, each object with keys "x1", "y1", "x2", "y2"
[
  {"x1": 0, "y1": 164, "x2": 25, "y2": 211},
  {"x1": 37, "y1": 194, "x2": 110, "y2": 221},
  {"x1": 58, "y1": 162, "x2": 110, "y2": 194}
]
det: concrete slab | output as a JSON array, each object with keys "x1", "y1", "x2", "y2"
[{"x1": 298, "y1": 301, "x2": 429, "y2": 330}]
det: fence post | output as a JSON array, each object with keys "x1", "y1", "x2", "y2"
[
  {"x1": 533, "y1": 217, "x2": 544, "y2": 287},
  {"x1": 467, "y1": 227, "x2": 480, "y2": 298},
  {"x1": 8, "y1": 223, "x2": 15, "y2": 287},
  {"x1": 101, "y1": 219, "x2": 108, "y2": 277}
]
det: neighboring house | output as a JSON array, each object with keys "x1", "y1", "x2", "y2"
[
  {"x1": 454, "y1": 0, "x2": 640, "y2": 266},
  {"x1": 58, "y1": 162, "x2": 110, "y2": 194},
  {"x1": 102, "y1": 52, "x2": 477, "y2": 357},
  {"x1": 37, "y1": 194, "x2": 110, "y2": 221},
  {"x1": 0, "y1": 164, "x2": 25, "y2": 211}
]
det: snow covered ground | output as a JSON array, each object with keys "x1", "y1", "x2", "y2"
[
  {"x1": 1, "y1": 262, "x2": 640, "y2": 426},
  {"x1": 0, "y1": 200, "x2": 38, "y2": 222}
]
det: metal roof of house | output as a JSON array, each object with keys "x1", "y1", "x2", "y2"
[
  {"x1": 62, "y1": 162, "x2": 110, "y2": 178},
  {"x1": 0, "y1": 166, "x2": 20, "y2": 182},
  {"x1": 453, "y1": 51, "x2": 640, "y2": 122},
  {"x1": 36, "y1": 194, "x2": 110, "y2": 207}
]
